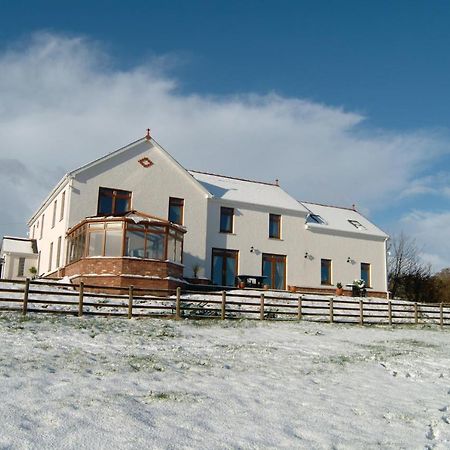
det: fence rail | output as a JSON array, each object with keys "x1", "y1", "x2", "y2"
[{"x1": 0, "y1": 278, "x2": 449, "y2": 327}]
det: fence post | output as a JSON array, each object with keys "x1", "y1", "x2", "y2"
[
  {"x1": 175, "y1": 287, "x2": 181, "y2": 320},
  {"x1": 128, "y1": 285, "x2": 134, "y2": 319},
  {"x1": 297, "y1": 296, "x2": 302, "y2": 321},
  {"x1": 260, "y1": 293, "x2": 265, "y2": 321},
  {"x1": 329, "y1": 298, "x2": 334, "y2": 323},
  {"x1": 414, "y1": 303, "x2": 418, "y2": 325},
  {"x1": 78, "y1": 281, "x2": 84, "y2": 317},
  {"x1": 359, "y1": 299, "x2": 364, "y2": 326},
  {"x1": 22, "y1": 278, "x2": 30, "y2": 316},
  {"x1": 221, "y1": 291, "x2": 226, "y2": 320},
  {"x1": 440, "y1": 303, "x2": 444, "y2": 328},
  {"x1": 388, "y1": 301, "x2": 392, "y2": 325}
]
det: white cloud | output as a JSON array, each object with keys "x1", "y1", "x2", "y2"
[
  {"x1": 400, "y1": 210, "x2": 450, "y2": 271},
  {"x1": 0, "y1": 32, "x2": 449, "y2": 260}
]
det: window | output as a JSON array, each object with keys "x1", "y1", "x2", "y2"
[
  {"x1": 262, "y1": 254, "x2": 286, "y2": 290},
  {"x1": 17, "y1": 257, "x2": 25, "y2": 277},
  {"x1": 211, "y1": 248, "x2": 238, "y2": 286},
  {"x1": 168, "y1": 197, "x2": 184, "y2": 225},
  {"x1": 269, "y1": 214, "x2": 281, "y2": 239},
  {"x1": 307, "y1": 213, "x2": 326, "y2": 225},
  {"x1": 52, "y1": 200, "x2": 57, "y2": 228},
  {"x1": 37, "y1": 251, "x2": 41, "y2": 274},
  {"x1": 321, "y1": 259, "x2": 332, "y2": 285},
  {"x1": 361, "y1": 263, "x2": 371, "y2": 287},
  {"x1": 56, "y1": 236, "x2": 62, "y2": 268},
  {"x1": 60, "y1": 191, "x2": 65, "y2": 221},
  {"x1": 348, "y1": 219, "x2": 366, "y2": 230},
  {"x1": 97, "y1": 187, "x2": 131, "y2": 215},
  {"x1": 87, "y1": 222, "x2": 124, "y2": 257},
  {"x1": 220, "y1": 207, "x2": 234, "y2": 233},
  {"x1": 32, "y1": 225, "x2": 35, "y2": 239},
  {"x1": 40, "y1": 214, "x2": 45, "y2": 239},
  {"x1": 48, "y1": 242, "x2": 53, "y2": 272}
]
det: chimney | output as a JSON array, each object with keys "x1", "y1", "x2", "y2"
[{"x1": 275, "y1": 179, "x2": 279, "y2": 186}]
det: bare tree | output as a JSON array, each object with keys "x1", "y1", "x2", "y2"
[{"x1": 388, "y1": 232, "x2": 434, "y2": 301}]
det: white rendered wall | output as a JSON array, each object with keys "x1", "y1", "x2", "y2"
[
  {"x1": 68, "y1": 140, "x2": 209, "y2": 278},
  {"x1": 28, "y1": 184, "x2": 70, "y2": 276},
  {"x1": 1, "y1": 253, "x2": 38, "y2": 280},
  {"x1": 205, "y1": 199, "x2": 307, "y2": 286},
  {"x1": 204, "y1": 199, "x2": 387, "y2": 292},
  {"x1": 301, "y1": 227, "x2": 387, "y2": 291}
]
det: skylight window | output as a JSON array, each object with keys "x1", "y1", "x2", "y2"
[
  {"x1": 348, "y1": 219, "x2": 366, "y2": 230},
  {"x1": 306, "y1": 214, "x2": 327, "y2": 225}
]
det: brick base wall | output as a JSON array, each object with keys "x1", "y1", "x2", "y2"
[{"x1": 64, "y1": 257, "x2": 184, "y2": 293}]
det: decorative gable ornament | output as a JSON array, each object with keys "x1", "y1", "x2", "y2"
[{"x1": 138, "y1": 157, "x2": 153, "y2": 168}]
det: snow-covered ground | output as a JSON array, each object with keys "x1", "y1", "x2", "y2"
[{"x1": 1, "y1": 313, "x2": 449, "y2": 449}]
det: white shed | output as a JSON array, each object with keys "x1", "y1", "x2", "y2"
[{"x1": 0, "y1": 237, "x2": 39, "y2": 280}]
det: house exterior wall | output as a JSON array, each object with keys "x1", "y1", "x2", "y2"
[
  {"x1": 26, "y1": 138, "x2": 388, "y2": 294},
  {"x1": 204, "y1": 199, "x2": 306, "y2": 285},
  {"x1": 28, "y1": 183, "x2": 70, "y2": 277},
  {"x1": 0, "y1": 253, "x2": 38, "y2": 280},
  {"x1": 301, "y1": 227, "x2": 387, "y2": 292},
  {"x1": 67, "y1": 140, "x2": 209, "y2": 278}
]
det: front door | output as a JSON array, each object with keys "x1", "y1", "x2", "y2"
[
  {"x1": 262, "y1": 253, "x2": 286, "y2": 290},
  {"x1": 211, "y1": 248, "x2": 239, "y2": 286}
]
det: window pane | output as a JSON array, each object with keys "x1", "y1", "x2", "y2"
[
  {"x1": 275, "y1": 260, "x2": 285, "y2": 289},
  {"x1": 169, "y1": 198, "x2": 184, "y2": 225},
  {"x1": 225, "y1": 256, "x2": 237, "y2": 286},
  {"x1": 126, "y1": 230, "x2": 145, "y2": 258},
  {"x1": 105, "y1": 230, "x2": 123, "y2": 256},
  {"x1": 220, "y1": 208, "x2": 233, "y2": 233},
  {"x1": 212, "y1": 255, "x2": 223, "y2": 285},
  {"x1": 115, "y1": 197, "x2": 129, "y2": 214},
  {"x1": 361, "y1": 263, "x2": 370, "y2": 286},
  {"x1": 98, "y1": 195, "x2": 113, "y2": 215},
  {"x1": 269, "y1": 214, "x2": 281, "y2": 238},
  {"x1": 321, "y1": 259, "x2": 331, "y2": 285},
  {"x1": 146, "y1": 233, "x2": 165, "y2": 260},
  {"x1": 167, "y1": 234, "x2": 176, "y2": 262},
  {"x1": 175, "y1": 240, "x2": 182, "y2": 264},
  {"x1": 88, "y1": 233, "x2": 104, "y2": 256},
  {"x1": 262, "y1": 259, "x2": 272, "y2": 288}
]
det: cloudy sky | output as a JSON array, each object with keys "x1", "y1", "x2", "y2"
[{"x1": 0, "y1": 1, "x2": 449, "y2": 270}]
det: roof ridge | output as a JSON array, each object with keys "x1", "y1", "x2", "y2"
[
  {"x1": 189, "y1": 169, "x2": 277, "y2": 187},
  {"x1": 300, "y1": 200, "x2": 357, "y2": 212}
]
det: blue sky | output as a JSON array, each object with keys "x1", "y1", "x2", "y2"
[{"x1": 0, "y1": 0, "x2": 449, "y2": 269}]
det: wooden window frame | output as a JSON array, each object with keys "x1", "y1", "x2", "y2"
[
  {"x1": 48, "y1": 242, "x2": 53, "y2": 272},
  {"x1": 97, "y1": 187, "x2": 132, "y2": 216},
  {"x1": 211, "y1": 248, "x2": 239, "y2": 286},
  {"x1": 40, "y1": 214, "x2": 45, "y2": 240},
  {"x1": 168, "y1": 197, "x2": 184, "y2": 225},
  {"x1": 321, "y1": 258, "x2": 332, "y2": 285},
  {"x1": 269, "y1": 214, "x2": 281, "y2": 239},
  {"x1": 60, "y1": 191, "x2": 65, "y2": 222},
  {"x1": 52, "y1": 200, "x2": 57, "y2": 229},
  {"x1": 262, "y1": 253, "x2": 286, "y2": 290},
  {"x1": 220, "y1": 207, "x2": 234, "y2": 233},
  {"x1": 361, "y1": 262, "x2": 371, "y2": 288},
  {"x1": 17, "y1": 257, "x2": 25, "y2": 277}
]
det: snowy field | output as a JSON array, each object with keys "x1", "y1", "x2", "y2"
[{"x1": 1, "y1": 313, "x2": 450, "y2": 449}]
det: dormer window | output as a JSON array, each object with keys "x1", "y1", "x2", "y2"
[{"x1": 348, "y1": 219, "x2": 366, "y2": 230}]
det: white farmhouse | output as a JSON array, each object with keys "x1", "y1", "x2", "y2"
[
  {"x1": 27, "y1": 134, "x2": 388, "y2": 295},
  {"x1": 0, "y1": 237, "x2": 38, "y2": 280}
]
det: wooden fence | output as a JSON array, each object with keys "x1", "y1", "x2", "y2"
[{"x1": 0, "y1": 278, "x2": 449, "y2": 327}]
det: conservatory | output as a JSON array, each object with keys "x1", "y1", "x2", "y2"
[{"x1": 63, "y1": 211, "x2": 185, "y2": 291}]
